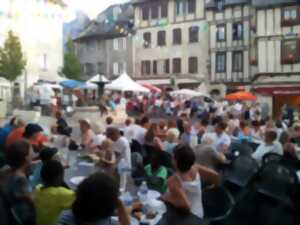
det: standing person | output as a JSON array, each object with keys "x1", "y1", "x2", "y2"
[
  {"x1": 57, "y1": 173, "x2": 131, "y2": 225},
  {"x1": 55, "y1": 111, "x2": 71, "y2": 136},
  {"x1": 1, "y1": 140, "x2": 36, "y2": 225},
  {"x1": 34, "y1": 160, "x2": 75, "y2": 225},
  {"x1": 162, "y1": 145, "x2": 220, "y2": 219},
  {"x1": 106, "y1": 127, "x2": 131, "y2": 169}
]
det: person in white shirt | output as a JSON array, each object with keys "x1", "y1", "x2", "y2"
[
  {"x1": 89, "y1": 122, "x2": 106, "y2": 152},
  {"x1": 106, "y1": 127, "x2": 132, "y2": 169},
  {"x1": 252, "y1": 130, "x2": 283, "y2": 165},
  {"x1": 202, "y1": 122, "x2": 231, "y2": 154}
]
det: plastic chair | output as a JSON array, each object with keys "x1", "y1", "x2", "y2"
[
  {"x1": 228, "y1": 141, "x2": 253, "y2": 158},
  {"x1": 262, "y1": 153, "x2": 283, "y2": 166},
  {"x1": 223, "y1": 155, "x2": 259, "y2": 187},
  {"x1": 202, "y1": 186, "x2": 235, "y2": 222},
  {"x1": 254, "y1": 162, "x2": 298, "y2": 208}
]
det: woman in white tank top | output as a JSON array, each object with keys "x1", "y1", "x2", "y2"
[{"x1": 162, "y1": 144, "x2": 220, "y2": 219}]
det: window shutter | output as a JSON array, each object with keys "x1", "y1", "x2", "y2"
[
  {"x1": 123, "y1": 38, "x2": 126, "y2": 50},
  {"x1": 113, "y1": 62, "x2": 118, "y2": 74},
  {"x1": 113, "y1": 39, "x2": 118, "y2": 50}
]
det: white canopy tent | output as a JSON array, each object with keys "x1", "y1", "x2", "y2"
[
  {"x1": 105, "y1": 73, "x2": 150, "y2": 93},
  {"x1": 170, "y1": 89, "x2": 208, "y2": 98},
  {"x1": 76, "y1": 82, "x2": 98, "y2": 90},
  {"x1": 87, "y1": 74, "x2": 109, "y2": 83}
]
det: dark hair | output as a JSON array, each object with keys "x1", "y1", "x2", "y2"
[
  {"x1": 72, "y1": 173, "x2": 118, "y2": 222},
  {"x1": 265, "y1": 130, "x2": 277, "y2": 142},
  {"x1": 140, "y1": 116, "x2": 149, "y2": 126},
  {"x1": 200, "y1": 118, "x2": 209, "y2": 127},
  {"x1": 251, "y1": 120, "x2": 261, "y2": 127},
  {"x1": 216, "y1": 121, "x2": 227, "y2": 131},
  {"x1": 173, "y1": 145, "x2": 195, "y2": 172},
  {"x1": 6, "y1": 140, "x2": 31, "y2": 169},
  {"x1": 106, "y1": 117, "x2": 113, "y2": 125},
  {"x1": 41, "y1": 160, "x2": 64, "y2": 186}
]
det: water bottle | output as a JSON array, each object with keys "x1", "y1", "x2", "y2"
[
  {"x1": 118, "y1": 159, "x2": 128, "y2": 193},
  {"x1": 139, "y1": 181, "x2": 149, "y2": 203},
  {"x1": 122, "y1": 192, "x2": 133, "y2": 213},
  {"x1": 190, "y1": 128, "x2": 198, "y2": 148}
]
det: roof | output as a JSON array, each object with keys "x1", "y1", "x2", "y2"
[
  {"x1": 206, "y1": 0, "x2": 250, "y2": 9},
  {"x1": 252, "y1": 0, "x2": 297, "y2": 7},
  {"x1": 131, "y1": 0, "x2": 169, "y2": 5},
  {"x1": 74, "y1": 3, "x2": 134, "y2": 42}
]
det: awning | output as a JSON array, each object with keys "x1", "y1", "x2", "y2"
[
  {"x1": 137, "y1": 78, "x2": 200, "y2": 86},
  {"x1": 254, "y1": 86, "x2": 300, "y2": 95}
]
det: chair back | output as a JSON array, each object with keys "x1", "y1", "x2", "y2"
[
  {"x1": 202, "y1": 186, "x2": 235, "y2": 222},
  {"x1": 224, "y1": 155, "x2": 259, "y2": 187},
  {"x1": 262, "y1": 152, "x2": 282, "y2": 166},
  {"x1": 228, "y1": 141, "x2": 253, "y2": 158},
  {"x1": 254, "y1": 162, "x2": 298, "y2": 207}
]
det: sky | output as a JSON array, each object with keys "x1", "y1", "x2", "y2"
[{"x1": 63, "y1": 0, "x2": 130, "y2": 19}]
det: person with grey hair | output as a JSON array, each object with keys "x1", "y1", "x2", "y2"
[
  {"x1": 106, "y1": 127, "x2": 131, "y2": 169},
  {"x1": 163, "y1": 128, "x2": 180, "y2": 154},
  {"x1": 194, "y1": 133, "x2": 227, "y2": 171}
]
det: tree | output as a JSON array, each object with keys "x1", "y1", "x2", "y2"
[
  {"x1": 61, "y1": 37, "x2": 82, "y2": 80},
  {"x1": 0, "y1": 30, "x2": 26, "y2": 82}
]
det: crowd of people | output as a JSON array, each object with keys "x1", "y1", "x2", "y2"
[{"x1": 0, "y1": 94, "x2": 299, "y2": 225}]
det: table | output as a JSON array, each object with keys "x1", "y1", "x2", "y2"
[{"x1": 64, "y1": 156, "x2": 205, "y2": 225}]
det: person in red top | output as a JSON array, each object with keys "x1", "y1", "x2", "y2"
[{"x1": 6, "y1": 123, "x2": 48, "y2": 152}]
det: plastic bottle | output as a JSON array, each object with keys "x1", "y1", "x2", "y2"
[
  {"x1": 139, "y1": 181, "x2": 149, "y2": 203},
  {"x1": 118, "y1": 159, "x2": 128, "y2": 193},
  {"x1": 190, "y1": 128, "x2": 198, "y2": 148},
  {"x1": 122, "y1": 192, "x2": 133, "y2": 213}
]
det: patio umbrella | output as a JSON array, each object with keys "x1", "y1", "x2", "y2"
[
  {"x1": 225, "y1": 91, "x2": 257, "y2": 101},
  {"x1": 59, "y1": 80, "x2": 84, "y2": 89},
  {"x1": 141, "y1": 83, "x2": 161, "y2": 93}
]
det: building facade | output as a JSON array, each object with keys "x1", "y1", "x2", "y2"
[
  {"x1": 74, "y1": 4, "x2": 134, "y2": 80},
  {"x1": 0, "y1": 0, "x2": 64, "y2": 85},
  {"x1": 132, "y1": 0, "x2": 209, "y2": 88},
  {"x1": 206, "y1": 0, "x2": 254, "y2": 92},
  {"x1": 252, "y1": 0, "x2": 300, "y2": 117}
]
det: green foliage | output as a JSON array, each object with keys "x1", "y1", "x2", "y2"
[
  {"x1": 0, "y1": 30, "x2": 26, "y2": 82},
  {"x1": 61, "y1": 37, "x2": 81, "y2": 80}
]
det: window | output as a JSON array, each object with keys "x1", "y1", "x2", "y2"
[
  {"x1": 176, "y1": 0, "x2": 184, "y2": 16},
  {"x1": 189, "y1": 26, "x2": 199, "y2": 43},
  {"x1": 113, "y1": 62, "x2": 119, "y2": 75},
  {"x1": 42, "y1": 54, "x2": 48, "y2": 71},
  {"x1": 157, "y1": 31, "x2": 166, "y2": 46},
  {"x1": 141, "y1": 60, "x2": 151, "y2": 75},
  {"x1": 216, "y1": 24, "x2": 226, "y2": 42},
  {"x1": 232, "y1": 51, "x2": 243, "y2": 72},
  {"x1": 216, "y1": 52, "x2": 226, "y2": 73},
  {"x1": 120, "y1": 62, "x2": 126, "y2": 73},
  {"x1": 118, "y1": 38, "x2": 124, "y2": 50},
  {"x1": 173, "y1": 58, "x2": 181, "y2": 73},
  {"x1": 282, "y1": 6, "x2": 300, "y2": 26},
  {"x1": 85, "y1": 63, "x2": 95, "y2": 75},
  {"x1": 173, "y1": 28, "x2": 182, "y2": 45},
  {"x1": 281, "y1": 39, "x2": 300, "y2": 64},
  {"x1": 151, "y1": 5, "x2": 159, "y2": 19},
  {"x1": 216, "y1": 0, "x2": 224, "y2": 11},
  {"x1": 161, "y1": 2, "x2": 168, "y2": 18},
  {"x1": 188, "y1": 57, "x2": 198, "y2": 74},
  {"x1": 113, "y1": 39, "x2": 119, "y2": 50},
  {"x1": 187, "y1": 0, "x2": 196, "y2": 14},
  {"x1": 97, "y1": 62, "x2": 105, "y2": 74},
  {"x1": 153, "y1": 60, "x2": 157, "y2": 75},
  {"x1": 142, "y1": 6, "x2": 149, "y2": 20},
  {"x1": 143, "y1": 32, "x2": 151, "y2": 48},
  {"x1": 164, "y1": 59, "x2": 170, "y2": 74},
  {"x1": 232, "y1": 22, "x2": 243, "y2": 41}
]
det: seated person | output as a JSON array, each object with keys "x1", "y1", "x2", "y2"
[
  {"x1": 55, "y1": 111, "x2": 72, "y2": 136},
  {"x1": 162, "y1": 144, "x2": 220, "y2": 219},
  {"x1": 163, "y1": 128, "x2": 180, "y2": 155},
  {"x1": 97, "y1": 139, "x2": 116, "y2": 175},
  {"x1": 252, "y1": 130, "x2": 283, "y2": 165},
  {"x1": 57, "y1": 173, "x2": 130, "y2": 225},
  {"x1": 194, "y1": 133, "x2": 227, "y2": 171},
  {"x1": 144, "y1": 152, "x2": 168, "y2": 193},
  {"x1": 33, "y1": 160, "x2": 75, "y2": 225},
  {"x1": 79, "y1": 119, "x2": 94, "y2": 151},
  {"x1": 30, "y1": 147, "x2": 59, "y2": 188},
  {"x1": 1, "y1": 140, "x2": 36, "y2": 225}
]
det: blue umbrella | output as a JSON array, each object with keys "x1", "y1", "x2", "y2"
[{"x1": 59, "y1": 80, "x2": 84, "y2": 89}]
